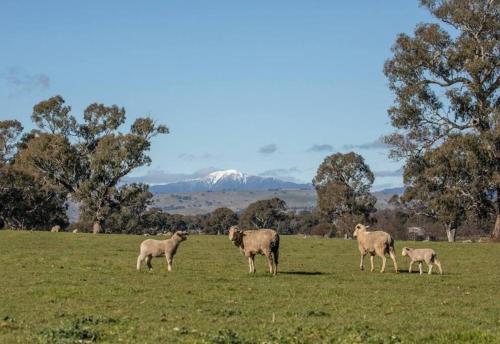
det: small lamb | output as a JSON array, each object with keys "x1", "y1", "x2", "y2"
[
  {"x1": 402, "y1": 247, "x2": 443, "y2": 275},
  {"x1": 136, "y1": 231, "x2": 188, "y2": 271}
]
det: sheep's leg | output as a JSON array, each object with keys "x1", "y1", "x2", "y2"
[
  {"x1": 146, "y1": 256, "x2": 153, "y2": 271},
  {"x1": 273, "y1": 250, "x2": 279, "y2": 275},
  {"x1": 247, "y1": 257, "x2": 253, "y2": 273},
  {"x1": 389, "y1": 247, "x2": 398, "y2": 273},
  {"x1": 418, "y1": 262, "x2": 423, "y2": 275},
  {"x1": 359, "y1": 253, "x2": 366, "y2": 271},
  {"x1": 435, "y1": 259, "x2": 443, "y2": 274},
  {"x1": 408, "y1": 260, "x2": 413, "y2": 273},
  {"x1": 136, "y1": 255, "x2": 144, "y2": 271},
  {"x1": 428, "y1": 262, "x2": 433, "y2": 275},
  {"x1": 166, "y1": 256, "x2": 173, "y2": 272},
  {"x1": 266, "y1": 254, "x2": 274, "y2": 274},
  {"x1": 370, "y1": 255, "x2": 375, "y2": 272},
  {"x1": 380, "y1": 255, "x2": 387, "y2": 273},
  {"x1": 251, "y1": 255, "x2": 256, "y2": 273}
]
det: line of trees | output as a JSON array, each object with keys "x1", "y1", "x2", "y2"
[
  {"x1": 64, "y1": 188, "x2": 492, "y2": 240},
  {"x1": 0, "y1": 117, "x2": 493, "y2": 239}
]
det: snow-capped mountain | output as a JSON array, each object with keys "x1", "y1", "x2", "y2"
[
  {"x1": 204, "y1": 169, "x2": 247, "y2": 184},
  {"x1": 150, "y1": 169, "x2": 312, "y2": 193}
]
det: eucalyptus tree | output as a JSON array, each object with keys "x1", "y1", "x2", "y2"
[
  {"x1": 239, "y1": 198, "x2": 288, "y2": 230},
  {"x1": 384, "y1": 0, "x2": 500, "y2": 238},
  {"x1": 18, "y1": 95, "x2": 168, "y2": 233},
  {"x1": 313, "y1": 152, "x2": 376, "y2": 235},
  {"x1": 205, "y1": 207, "x2": 239, "y2": 234},
  {"x1": 401, "y1": 135, "x2": 493, "y2": 241},
  {"x1": 0, "y1": 120, "x2": 67, "y2": 230}
]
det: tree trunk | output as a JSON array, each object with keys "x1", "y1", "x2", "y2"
[
  {"x1": 492, "y1": 214, "x2": 500, "y2": 241},
  {"x1": 445, "y1": 226, "x2": 456, "y2": 242},
  {"x1": 93, "y1": 221, "x2": 102, "y2": 234}
]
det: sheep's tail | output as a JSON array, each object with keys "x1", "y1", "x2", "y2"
[
  {"x1": 271, "y1": 232, "x2": 280, "y2": 265},
  {"x1": 384, "y1": 235, "x2": 396, "y2": 255},
  {"x1": 430, "y1": 252, "x2": 438, "y2": 263}
]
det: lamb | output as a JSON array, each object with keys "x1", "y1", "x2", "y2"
[
  {"x1": 136, "y1": 231, "x2": 188, "y2": 271},
  {"x1": 50, "y1": 225, "x2": 60, "y2": 233},
  {"x1": 402, "y1": 247, "x2": 443, "y2": 275},
  {"x1": 228, "y1": 225, "x2": 280, "y2": 275},
  {"x1": 353, "y1": 224, "x2": 398, "y2": 273}
]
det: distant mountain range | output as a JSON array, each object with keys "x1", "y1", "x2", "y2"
[
  {"x1": 67, "y1": 170, "x2": 405, "y2": 219},
  {"x1": 375, "y1": 187, "x2": 405, "y2": 196},
  {"x1": 150, "y1": 169, "x2": 313, "y2": 193}
]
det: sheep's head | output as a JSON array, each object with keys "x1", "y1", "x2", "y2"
[
  {"x1": 353, "y1": 224, "x2": 367, "y2": 238},
  {"x1": 228, "y1": 225, "x2": 244, "y2": 244},
  {"x1": 228, "y1": 226, "x2": 239, "y2": 241},
  {"x1": 174, "y1": 231, "x2": 188, "y2": 241},
  {"x1": 401, "y1": 247, "x2": 411, "y2": 256}
]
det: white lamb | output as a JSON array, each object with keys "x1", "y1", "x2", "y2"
[
  {"x1": 136, "y1": 231, "x2": 188, "y2": 271},
  {"x1": 402, "y1": 247, "x2": 443, "y2": 275}
]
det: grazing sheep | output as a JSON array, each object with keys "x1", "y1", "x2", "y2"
[
  {"x1": 353, "y1": 224, "x2": 398, "y2": 273},
  {"x1": 228, "y1": 225, "x2": 280, "y2": 275},
  {"x1": 402, "y1": 247, "x2": 443, "y2": 275},
  {"x1": 72, "y1": 229, "x2": 79, "y2": 233},
  {"x1": 50, "y1": 225, "x2": 61, "y2": 233},
  {"x1": 136, "y1": 231, "x2": 188, "y2": 271}
]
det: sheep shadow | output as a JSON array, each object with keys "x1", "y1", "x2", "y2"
[
  {"x1": 396, "y1": 269, "x2": 448, "y2": 275},
  {"x1": 280, "y1": 271, "x2": 328, "y2": 276},
  {"x1": 396, "y1": 269, "x2": 413, "y2": 274}
]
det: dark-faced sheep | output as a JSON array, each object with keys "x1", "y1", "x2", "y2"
[
  {"x1": 353, "y1": 224, "x2": 398, "y2": 273},
  {"x1": 136, "y1": 231, "x2": 188, "y2": 271},
  {"x1": 402, "y1": 247, "x2": 443, "y2": 275},
  {"x1": 228, "y1": 225, "x2": 279, "y2": 275}
]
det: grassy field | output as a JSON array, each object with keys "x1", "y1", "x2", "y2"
[{"x1": 0, "y1": 231, "x2": 499, "y2": 343}]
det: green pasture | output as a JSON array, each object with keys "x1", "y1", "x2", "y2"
[{"x1": 0, "y1": 231, "x2": 498, "y2": 343}]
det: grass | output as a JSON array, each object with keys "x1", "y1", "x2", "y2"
[{"x1": 0, "y1": 231, "x2": 499, "y2": 343}]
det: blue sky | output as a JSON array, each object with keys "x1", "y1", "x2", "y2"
[{"x1": 0, "y1": 1, "x2": 433, "y2": 189}]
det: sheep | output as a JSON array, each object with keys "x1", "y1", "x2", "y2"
[
  {"x1": 353, "y1": 224, "x2": 398, "y2": 273},
  {"x1": 136, "y1": 230, "x2": 188, "y2": 271},
  {"x1": 402, "y1": 247, "x2": 443, "y2": 275},
  {"x1": 50, "y1": 225, "x2": 60, "y2": 233},
  {"x1": 228, "y1": 225, "x2": 280, "y2": 275},
  {"x1": 72, "y1": 229, "x2": 79, "y2": 233}
]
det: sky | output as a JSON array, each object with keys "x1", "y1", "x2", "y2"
[{"x1": 0, "y1": 0, "x2": 434, "y2": 190}]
